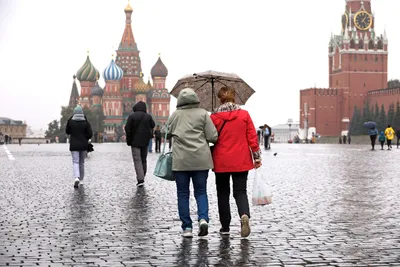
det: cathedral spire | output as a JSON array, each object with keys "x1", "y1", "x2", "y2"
[
  {"x1": 69, "y1": 75, "x2": 80, "y2": 108},
  {"x1": 119, "y1": 1, "x2": 137, "y2": 50}
]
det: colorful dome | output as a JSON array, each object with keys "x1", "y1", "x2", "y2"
[
  {"x1": 76, "y1": 56, "x2": 100, "y2": 82},
  {"x1": 103, "y1": 59, "x2": 123, "y2": 81},
  {"x1": 91, "y1": 82, "x2": 104, "y2": 97},
  {"x1": 151, "y1": 56, "x2": 168, "y2": 78},
  {"x1": 134, "y1": 77, "x2": 150, "y2": 93}
]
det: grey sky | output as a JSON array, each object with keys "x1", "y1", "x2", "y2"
[{"x1": 0, "y1": 0, "x2": 399, "y2": 129}]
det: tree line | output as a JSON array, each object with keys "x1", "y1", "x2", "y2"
[{"x1": 350, "y1": 101, "x2": 400, "y2": 135}]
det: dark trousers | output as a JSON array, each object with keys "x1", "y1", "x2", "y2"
[
  {"x1": 155, "y1": 138, "x2": 162, "y2": 152},
  {"x1": 370, "y1": 135, "x2": 377, "y2": 149},
  {"x1": 169, "y1": 138, "x2": 172, "y2": 149},
  {"x1": 215, "y1": 171, "x2": 250, "y2": 230},
  {"x1": 264, "y1": 135, "x2": 270, "y2": 149},
  {"x1": 380, "y1": 141, "x2": 385, "y2": 149},
  {"x1": 397, "y1": 138, "x2": 400, "y2": 148},
  {"x1": 387, "y1": 139, "x2": 392, "y2": 148}
]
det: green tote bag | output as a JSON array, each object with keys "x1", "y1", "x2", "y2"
[{"x1": 153, "y1": 123, "x2": 175, "y2": 181}]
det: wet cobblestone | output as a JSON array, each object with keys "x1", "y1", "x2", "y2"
[{"x1": 1, "y1": 144, "x2": 400, "y2": 266}]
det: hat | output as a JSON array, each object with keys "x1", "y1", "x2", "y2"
[{"x1": 73, "y1": 105, "x2": 84, "y2": 115}]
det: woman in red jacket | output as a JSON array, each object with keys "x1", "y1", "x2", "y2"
[{"x1": 210, "y1": 86, "x2": 262, "y2": 237}]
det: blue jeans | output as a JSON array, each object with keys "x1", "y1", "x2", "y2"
[
  {"x1": 148, "y1": 138, "x2": 153, "y2": 152},
  {"x1": 174, "y1": 170, "x2": 209, "y2": 230}
]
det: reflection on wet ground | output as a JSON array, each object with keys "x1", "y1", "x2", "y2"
[{"x1": 1, "y1": 144, "x2": 400, "y2": 266}]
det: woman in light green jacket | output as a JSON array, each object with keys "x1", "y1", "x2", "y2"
[{"x1": 164, "y1": 88, "x2": 218, "y2": 238}]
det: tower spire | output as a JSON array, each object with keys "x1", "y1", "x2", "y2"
[
  {"x1": 119, "y1": 1, "x2": 137, "y2": 50},
  {"x1": 69, "y1": 75, "x2": 80, "y2": 108}
]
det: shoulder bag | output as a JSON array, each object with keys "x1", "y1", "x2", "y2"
[{"x1": 210, "y1": 120, "x2": 228, "y2": 154}]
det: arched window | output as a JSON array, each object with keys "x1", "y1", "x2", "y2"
[
  {"x1": 358, "y1": 39, "x2": 364, "y2": 49},
  {"x1": 152, "y1": 93, "x2": 160, "y2": 98},
  {"x1": 368, "y1": 40, "x2": 374, "y2": 50},
  {"x1": 350, "y1": 39, "x2": 355, "y2": 49},
  {"x1": 377, "y1": 40, "x2": 383, "y2": 50},
  {"x1": 161, "y1": 93, "x2": 169, "y2": 98}
]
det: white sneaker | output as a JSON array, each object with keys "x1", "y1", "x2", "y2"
[
  {"x1": 198, "y1": 219, "x2": 208, "y2": 237},
  {"x1": 182, "y1": 228, "x2": 193, "y2": 238},
  {"x1": 74, "y1": 178, "x2": 80, "y2": 188},
  {"x1": 79, "y1": 180, "x2": 84, "y2": 185}
]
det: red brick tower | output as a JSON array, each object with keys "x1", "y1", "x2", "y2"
[
  {"x1": 329, "y1": 0, "x2": 388, "y2": 130},
  {"x1": 116, "y1": 2, "x2": 141, "y2": 96},
  {"x1": 300, "y1": 0, "x2": 388, "y2": 137},
  {"x1": 103, "y1": 57, "x2": 124, "y2": 140},
  {"x1": 150, "y1": 54, "x2": 170, "y2": 125}
]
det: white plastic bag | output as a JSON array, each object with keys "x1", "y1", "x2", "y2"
[{"x1": 252, "y1": 169, "x2": 272, "y2": 206}]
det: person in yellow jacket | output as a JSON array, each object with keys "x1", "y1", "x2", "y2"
[{"x1": 384, "y1": 124, "x2": 395, "y2": 150}]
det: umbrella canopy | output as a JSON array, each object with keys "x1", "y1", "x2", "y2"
[
  {"x1": 170, "y1": 70, "x2": 255, "y2": 112},
  {"x1": 363, "y1": 121, "x2": 377, "y2": 129}
]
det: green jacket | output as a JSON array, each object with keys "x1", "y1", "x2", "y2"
[{"x1": 165, "y1": 88, "x2": 218, "y2": 171}]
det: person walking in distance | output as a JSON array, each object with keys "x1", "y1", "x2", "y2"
[
  {"x1": 125, "y1": 101, "x2": 155, "y2": 187},
  {"x1": 368, "y1": 127, "x2": 378, "y2": 150},
  {"x1": 263, "y1": 124, "x2": 271, "y2": 150},
  {"x1": 211, "y1": 86, "x2": 262, "y2": 238},
  {"x1": 379, "y1": 131, "x2": 386, "y2": 150},
  {"x1": 165, "y1": 88, "x2": 218, "y2": 238},
  {"x1": 148, "y1": 129, "x2": 154, "y2": 153},
  {"x1": 395, "y1": 128, "x2": 400, "y2": 149},
  {"x1": 66, "y1": 106, "x2": 93, "y2": 188},
  {"x1": 384, "y1": 124, "x2": 395, "y2": 150},
  {"x1": 154, "y1": 125, "x2": 162, "y2": 153}
]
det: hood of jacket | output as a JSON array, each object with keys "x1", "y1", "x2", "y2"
[
  {"x1": 133, "y1": 101, "x2": 147, "y2": 112},
  {"x1": 212, "y1": 109, "x2": 241, "y2": 122},
  {"x1": 380, "y1": 131, "x2": 385, "y2": 136},
  {"x1": 176, "y1": 88, "x2": 200, "y2": 109},
  {"x1": 212, "y1": 102, "x2": 241, "y2": 121}
]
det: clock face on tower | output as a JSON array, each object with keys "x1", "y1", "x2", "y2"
[{"x1": 354, "y1": 11, "x2": 372, "y2": 31}]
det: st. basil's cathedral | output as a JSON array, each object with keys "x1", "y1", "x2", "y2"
[{"x1": 68, "y1": 2, "x2": 170, "y2": 140}]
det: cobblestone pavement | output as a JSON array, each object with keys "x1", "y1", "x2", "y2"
[{"x1": 1, "y1": 143, "x2": 400, "y2": 266}]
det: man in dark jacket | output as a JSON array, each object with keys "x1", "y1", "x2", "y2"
[{"x1": 125, "y1": 101, "x2": 155, "y2": 187}]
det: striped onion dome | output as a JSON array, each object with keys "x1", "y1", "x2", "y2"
[
  {"x1": 91, "y1": 81, "x2": 104, "y2": 97},
  {"x1": 103, "y1": 59, "x2": 123, "y2": 81},
  {"x1": 76, "y1": 56, "x2": 99, "y2": 82}
]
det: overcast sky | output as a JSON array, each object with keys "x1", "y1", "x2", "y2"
[{"x1": 0, "y1": 0, "x2": 399, "y2": 129}]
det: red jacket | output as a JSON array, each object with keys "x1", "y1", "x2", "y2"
[{"x1": 210, "y1": 109, "x2": 259, "y2": 173}]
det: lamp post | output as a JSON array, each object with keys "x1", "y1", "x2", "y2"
[{"x1": 287, "y1": 118, "x2": 293, "y2": 142}]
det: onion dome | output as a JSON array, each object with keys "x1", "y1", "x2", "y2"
[
  {"x1": 134, "y1": 74, "x2": 150, "y2": 93},
  {"x1": 91, "y1": 81, "x2": 104, "y2": 97},
  {"x1": 151, "y1": 55, "x2": 168, "y2": 78},
  {"x1": 76, "y1": 55, "x2": 100, "y2": 82},
  {"x1": 124, "y1": 1, "x2": 133, "y2": 12},
  {"x1": 103, "y1": 59, "x2": 123, "y2": 81}
]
